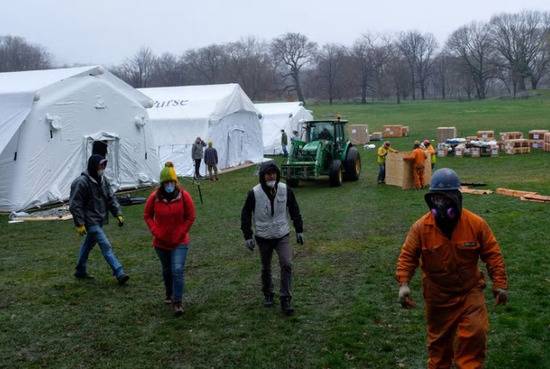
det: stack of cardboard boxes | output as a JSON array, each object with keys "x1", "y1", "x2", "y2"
[
  {"x1": 528, "y1": 130, "x2": 548, "y2": 149},
  {"x1": 544, "y1": 132, "x2": 550, "y2": 152},
  {"x1": 477, "y1": 130, "x2": 495, "y2": 141},
  {"x1": 348, "y1": 124, "x2": 369, "y2": 145},
  {"x1": 504, "y1": 139, "x2": 531, "y2": 155},
  {"x1": 383, "y1": 125, "x2": 409, "y2": 138},
  {"x1": 437, "y1": 127, "x2": 457, "y2": 143}
]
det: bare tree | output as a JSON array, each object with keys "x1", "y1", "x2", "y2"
[
  {"x1": 387, "y1": 43, "x2": 410, "y2": 104},
  {"x1": 490, "y1": 10, "x2": 550, "y2": 95},
  {"x1": 113, "y1": 47, "x2": 156, "y2": 88},
  {"x1": 351, "y1": 34, "x2": 374, "y2": 104},
  {"x1": 446, "y1": 22, "x2": 495, "y2": 99},
  {"x1": 149, "y1": 52, "x2": 186, "y2": 87},
  {"x1": 398, "y1": 31, "x2": 437, "y2": 100},
  {"x1": 0, "y1": 35, "x2": 51, "y2": 72},
  {"x1": 316, "y1": 43, "x2": 348, "y2": 104},
  {"x1": 183, "y1": 44, "x2": 230, "y2": 85},
  {"x1": 271, "y1": 32, "x2": 318, "y2": 102}
]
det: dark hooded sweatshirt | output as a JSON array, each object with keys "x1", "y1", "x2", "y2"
[
  {"x1": 240, "y1": 161, "x2": 303, "y2": 240},
  {"x1": 69, "y1": 154, "x2": 121, "y2": 227}
]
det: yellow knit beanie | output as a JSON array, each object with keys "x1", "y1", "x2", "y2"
[{"x1": 159, "y1": 162, "x2": 178, "y2": 183}]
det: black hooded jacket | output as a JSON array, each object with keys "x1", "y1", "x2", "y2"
[
  {"x1": 240, "y1": 161, "x2": 303, "y2": 240},
  {"x1": 69, "y1": 155, "x2": 121, "y2": 227}
]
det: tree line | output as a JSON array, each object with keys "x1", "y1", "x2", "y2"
[{"x1": 1, "y1": 10, "x2": 549, "y2": 103}]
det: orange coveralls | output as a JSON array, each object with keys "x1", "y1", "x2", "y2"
[
  {"x1": 396, "y1": 209, "x2": 507, "y2": 369},
  {"x1": 404, "y1": 148, "x2": 427, "y2": 189}
]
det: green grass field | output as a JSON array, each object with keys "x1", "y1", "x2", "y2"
[{"x1": 1, "y1": 96, "x2": 550, "y2": 369}]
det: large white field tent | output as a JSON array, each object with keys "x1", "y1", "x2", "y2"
[
  {"x1": 0, "y1": 66, "x2": 160, "y2": 212},
  {"x1": 139, "y1": 84, "x2": 264, "y2": 176},
  {"x1": 255, "y1": 102, "x2": 313, "y2": 155}
]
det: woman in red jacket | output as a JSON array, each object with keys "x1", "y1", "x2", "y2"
[{"x1": 144, "y1": 162, "x2": 196, "y2": 316}]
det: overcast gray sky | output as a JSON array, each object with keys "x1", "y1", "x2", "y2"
[{"x1": 1, "y1": 0, "x2": 549, "y2": 66}]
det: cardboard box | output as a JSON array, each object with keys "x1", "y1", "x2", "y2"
[
  {"x1": 477, "y1": 130, "x2": 495, "y2": 141},
  {"x1": 471, "y1": 147, "x2": 481, "y2": 157},
  {"x1": 544, "y1": 132, "x2": 550, "y2": 143},
  {"x1": 385, "y1": 151, "x2": 432, "y2": 190},
  {"x1": 528, "y1": 130, "x2": 549, "y2": 140},
  {"x1": 348, "y1": 124, "x2": 369, "y2": 145},
  {"x1": 383, "y1": 124, "x2": 408, "y2": 138},
  {"x1": 437, "y1": 127, "x2": 457, "y2": 143},
  {"x1": 499, "y1": 131, "x2": 523, "y2": 140},
  {"x1": 544, "y1": 142, "x2": 550, "y2": 152},
  {"x1": 370, "y1": 132, "x2": 383, "y2": 141}
]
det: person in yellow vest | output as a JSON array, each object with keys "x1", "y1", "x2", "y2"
[
  {"x1": 423, "y1": 139, "x2": 436, "y2": 170},
  {"x1": 377, "y1": 141, "x2": 398, "y2": 184}
]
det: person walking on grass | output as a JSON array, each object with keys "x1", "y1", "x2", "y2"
[
  {"x1": 377, "y1": 141, "x2": 398, "y2": 184},
  {"x1": 192, "y1": 137, "x2": 206, "y2": 179},
  {"x1": 204, "y1": 141, "x2": 219, "y2": 181},
  {"x1": 240, "y1": 161, "x2": 304, "y2": 316},
  {"x1": 423, "y1": 139, "x2": 436, "y2": 170},
  {"x1": 281, "y1": 129, "x2": 288, "y2": 157},
  {"x1": 69, "y1": 154, "x2": 129, "y2": 284},
  {"x1": 144, "y1": 162, "x2": 196, "y2": 316},
  {"x1": 396, "y1": 168, "x2": 508, "y2": 369}
]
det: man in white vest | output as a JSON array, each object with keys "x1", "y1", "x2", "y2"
[{"x1": 241, "y1": 161, "x2": 304, "y2": 315}]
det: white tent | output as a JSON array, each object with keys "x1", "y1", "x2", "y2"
[
  {"x1": 0, "y1": 66, "x2": 160, "y2": 212},
  {"x1": 139, "y1": 84, "x2": 264, "y2": 176},
  {"x1": 255, "y1": 102, "x2": 313, "y2": 155}
]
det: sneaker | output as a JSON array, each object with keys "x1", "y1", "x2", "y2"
[
  {"x1": 263, "y1": 293, "x2": 274, "y2": 308},
  {"x1": 117, "y1": 274, "x2": 130, "y2": 285},
  {"x1": 164, "y1": 296, "x2": 172, "y2": 305},
  {"x1": 280, "y1": 297, "x2": 294, "y2": 316},
  {"x1": 173, "y1": 302, "x2": 184, "y2": 316},
  {"x1": 74, "y1": 272, "x2": 94, "y2": 279}
]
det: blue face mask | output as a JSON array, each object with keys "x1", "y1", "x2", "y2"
[{"x1": 164, "y1": 183, "x2": 176, "y2": 193}]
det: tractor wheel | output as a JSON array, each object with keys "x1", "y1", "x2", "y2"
[
  {"x1": 343, "y1": 147, "x2": 361, "y2": 181},
  {"x1": 286, "y1": 178, "x2": 300, "y2": 187},
  {"x1": 329, "y1": 160, "x2": 343, "y2": 187}
]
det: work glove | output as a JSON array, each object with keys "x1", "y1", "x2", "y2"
[
  {"x1": 75, "y1": 225, "x2": 87, "y2": 236},
  {"x1": 244, "y1": 239, "x2": 255, "y2": 251},
  {"x1": 116, "y1": 215, "x2": 124, "y2": 227},
  {"x1": 296, "y1": 233, "x2": 304, "y2": 245},
  {"x1": 398, "y1": 283, "x2": 416, "y2": 309},
  {"x1": 494, "y1": 288, "x2": 508, "y2": 306}
]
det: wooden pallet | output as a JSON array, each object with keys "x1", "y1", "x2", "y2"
[
  {"x1": 521, "y1": 194, "x2": 550, "y2": 203},
  {"x1": 496, "y1": 188, "x2": 538, "y2": 198},
  {"x1": 460, "y1": 186, "x2": 493, "y2": 195}
]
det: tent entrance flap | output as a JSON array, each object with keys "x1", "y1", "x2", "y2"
[
  {"x1": 84, "y1": 132, "x2": 120, "y2": 188},
  {"x1": 227, "y1": 128, "x2": 245, "y2": 167}
]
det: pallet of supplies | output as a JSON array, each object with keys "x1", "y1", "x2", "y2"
[
  {"x1": 385, "y1": 151, "x2": 432, "y2": 190},
  {"x1": 477, "y1": 130, "x2": 495, "y2": 141},
  {"x1": 545, "y1": 133, "x2": 550, "y2": 152},
  {"x1": 383, "y1": 124, "x2": 407, "y2": 138},
  {"x1": 402, "y1": 126, "x2": 410, "y2": 136},
  {"x1": 530, "y1": 140, "x2": 545, "y2": 149},
  {"x1": 370, "y1": 131, "x2": 383, "y2": 141},
  {"x1": 499, "y1": 131, "x2": 523, "y2": 140},
  {"x1": 348, "y1": 124, "x2": 369, "y2": 145},
  {"x1": 437, "y1": 143, "x2": 449, "y2": 157},
  {"x1": 437, "y1": 127, "x2": 457, "y2": 143},
  {"x1": 504, "y1": 139, "x2": 530, "y2": 155},
  {"x1": 528, "y1": 130, "x2": 549, "y2": 140}
]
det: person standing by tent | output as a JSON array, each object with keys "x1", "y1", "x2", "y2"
[
  {"x1": 144, "y1": 162, "x2": 196, "y2": 316},
  {"x1": 240, "y1": 161, "x2": 304, "y2": 316},
  {"x1": 423, "y1": 139, "x2": 436, "y2": 170},
  {"x1": 291, "y1": 130, "x2": 300, "y2": 142},
  {"x1": 281, "y1": 130, "x2": 288, "y2": 157},
  {"x1": 377, "y1": 141, "x2": 398, "y2": 184},
  {"x1": 204, "y1": 141, "x2": 219, "y2": 181},
  {"x1": 192, "y1": 137, "x2": 206, "y2": 179},
  {"x1": 69, "y1": 154, "x2": 129, "y2": 284},
  {"x1": 403, "y1": 141, "x2": 427, "y2": 190},
  {"x1": 396, "y1": 168, "x2": 508, "y2": 369}
]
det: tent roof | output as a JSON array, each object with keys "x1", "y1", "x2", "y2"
[
  {"x1": 140, "y1": 83, "x2": 258, "y2": 122},
  {"x1": 0, "y1": 65, "x2": 152, "y2": 107},
  {"x1": 255, "y1": 102, "x2": 309, "y2": 117}
]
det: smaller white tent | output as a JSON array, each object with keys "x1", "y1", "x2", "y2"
[
  {"x1": 255, "y1": 102, "x2": 313, "y2": 155},
  {"x1": 0, "y1": 66, "x2": 160, "y2": 212},
  {"x1": 140, "y1": 84, "x2": 264, "y2": 176}
]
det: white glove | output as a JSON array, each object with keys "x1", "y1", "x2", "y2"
[
  {"x1": 244, "y1": 239, "x2": 255, "y2": 251},
  {"x1": 398, "y1": 283, "x2": 415, "y2": 309}
]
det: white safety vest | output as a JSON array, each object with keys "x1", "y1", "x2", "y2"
[{"x1": 253, "y1": 182, "x2": 290, "y2": 239}]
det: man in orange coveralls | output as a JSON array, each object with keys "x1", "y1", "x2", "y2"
[
  {"x1": 396, "y1": 168, "x2": 508, "y2": 369},
  {"x1": 404, "y1": 141, "x2": 427, "y2": 189}
]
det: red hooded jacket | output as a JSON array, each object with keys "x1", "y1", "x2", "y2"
[{"x1": 144, "y1": 188, "x2": 196, "y2": 250}]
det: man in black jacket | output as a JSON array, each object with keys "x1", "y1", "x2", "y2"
[
  {"x1": 241, "y1": 161, "x2": 303, "y2": 315},
  {"x1": 69, "y1": 154, "x2": 129, "y2": 284}
]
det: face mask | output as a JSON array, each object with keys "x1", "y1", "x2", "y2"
[
  {"x1": 97, "y1": 169, "x2": 104, "y2": 177},
  {"x1": 430, "y1": 196, "x2": 457, "y2": 221},
  {"x1": 266, "y1": 180, "x2": 276, "y2": 188},
  {"x1": 164, "y1": 183, "x2": 176, "y2": 193}
]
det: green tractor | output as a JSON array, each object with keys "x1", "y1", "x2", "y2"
[{"x1": 281, "y1": 118, "x2": 361, "y2": 187}]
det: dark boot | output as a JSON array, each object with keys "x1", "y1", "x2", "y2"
[
  {"x1": 173, "y1": 302, "x2": 184, "y2": 316},
  {"x1": 263, "y1": 293, "x2": 274, "y2": 307},
  {"x1": 116, "y1": 274, "x2": 129, "y2": 285},
  {"x1": 280, "y1": 297, "x2": 294, "y2": 316}
]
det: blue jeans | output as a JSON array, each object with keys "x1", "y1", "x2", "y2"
[
  {"x1": 76, "y1": 224, "x2": 125, "y2": 278},
  {"x1": 377, "y1": 164, "x2": 386, "y2": 183},
  {"x1": 282, "y1": 145, "x2": 288, "y2": 156},
  {"x1": 155, "y1": 245, "x2": 188, "y2": 303}
]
